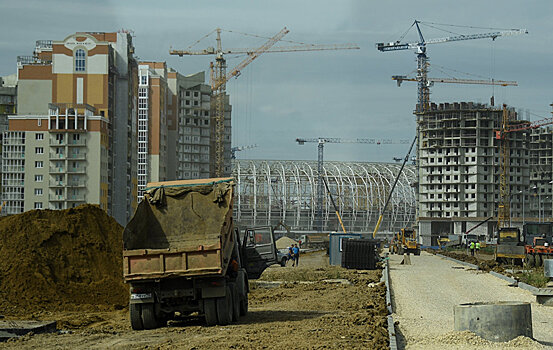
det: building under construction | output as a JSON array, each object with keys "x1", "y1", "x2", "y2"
[{"x1": 417, "y1": 102, "x2": 533, "y2": 245}]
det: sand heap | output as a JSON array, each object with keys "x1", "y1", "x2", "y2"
[{"x1": 0, "y1": 205, "x2": 128, "y2": 315}]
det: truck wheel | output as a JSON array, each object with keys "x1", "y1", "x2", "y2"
[
  {"x1": 216, "y1": 286, "x2": 233, "y2": 325},
  {"x1": 240, "y1": 293, "x2": 248, "y2": 316},
  {"x1": 280, "y1": 257, "x2": 287, "y2": 267},
  {"x1": 536, "y1": 254, "x2": 543, "y2": 267},
  {"x1": 203, "y1": 298, "x2": 218, "y2": 326},
  {"x1": 526, "y1": 254, "x2": 535, "y2": 268},
  {"x1": 229, "y1": 282, "x2": 240, "y2": 322},
  {"x1": 130, "y1": 303, "x2": 144, "y2": 330},
  {"x1": 141, "y1": 303, "x2": 158, "y2": 330}
]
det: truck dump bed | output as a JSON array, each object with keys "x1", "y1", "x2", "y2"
[{"x1": 123, "y1": 178, "x2": 235, "y2": 281}]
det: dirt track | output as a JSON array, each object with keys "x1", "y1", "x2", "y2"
[{"x1": 2, "y1": 251, "x2": 388, "y2": 349}]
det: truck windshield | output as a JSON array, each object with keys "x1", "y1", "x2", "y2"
[{"x1": 525, "y1": 224, "x2": 551, "y2": 236}]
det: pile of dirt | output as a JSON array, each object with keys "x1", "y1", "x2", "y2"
[{"x1": 0, "y1": 205, "x2": 128, "y2": 316}]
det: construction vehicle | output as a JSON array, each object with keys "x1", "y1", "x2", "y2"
[
  {"x1": 525, "y1": 236, "x2": 553, "y2": 267},
  {"x1": 522, "y1": 222, "x2": 553, "y2": 267},
  {"x1": 390, "y1": 228, "x2": 421, "y2": 255},
  {"x1": 123, "y1": 178, "x2": 277, "y2": 330},
  {"x1": 495, "y1": 227, "x2": 525, "y2": 264}
]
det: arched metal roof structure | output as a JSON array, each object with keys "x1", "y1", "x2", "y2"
[{"x1": 232, "y1": 160, "x2": 416, "y2": 233}]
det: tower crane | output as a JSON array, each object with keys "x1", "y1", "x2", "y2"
[
  {"x1": 171, "y1": 29, "x2": 360, "y2": 177},
  {"x1": 295, "y1": 137, "x2": 410, "y2": 231},
  {"x1": 231, "y1": 144, "x2": 258, "y2": 159},
  {"x1": 376, "y1": 20, "x2": 527, "y2": 113},
  {"x1": 495, "y1": 105, "x2": 553, "y2": 229}
]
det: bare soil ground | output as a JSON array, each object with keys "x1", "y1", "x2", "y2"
[{"x1": 1, "y1": 251, "x2": 388, "y2": 350}]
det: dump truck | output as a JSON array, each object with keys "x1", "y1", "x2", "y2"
[
  {"x1": 390, "y1": 228, "x2": 420, "y2": 255},
  {"x1": 495, "y1": 227, "x2": 525, "y2": 265},
  {"x1": 123, "y1": 178, "x2": 278, "y2": 330}
]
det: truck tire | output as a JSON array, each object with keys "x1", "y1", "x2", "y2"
[
  {"x1": 141, "y1": 303, "x2": 158, "y2": 330},
  {"x1": 130, "y1": 303, "x2": 144, "y2": 330},
  {"x1": 216, "y1": 286, "x2": 233, "y2": 325},
  {"x1": 280, "y1": 257, "x2": 287, "y2": 267},
  {"x1": 229, "y1": 282, "x2": 240, "y2": 322},
  {"x1": 203, "y1": 298, "x2": 218, "y2": 326},
  {"x1": 240, "y1": 293, "x2": 248, "y2": 316},
  {"x1": 526, "y1": 254, "x2": 535, "y2": 268},
  {"x1": 536, "y1": 254, "x2": 543, "y2": 267}
]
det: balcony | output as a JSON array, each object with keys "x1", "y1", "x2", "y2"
[
  {"x1": 66, "y1": 194, "x2": 86, "y2": 201},
  {"x1": 67, "y1": 166, "x2": 86, "y2": 174},
  {"x1": 67, "y1": 181, "x2": 86, "y2": 188},
  {"x1": 49, "y1": 138, "x2": 66, "y2": 146},
  {"x1": 49, "y1": 152, "x2": 66, "y2": 160},
  {"x1": 1, "y1": 165, "x2": 25, "y2": 173},
  {"x1": 67, "y1": 138, "x2": 86, "y2": 146},
  {"x1": 3, "y1": 152, "x2": 25, "y2": 159},
  {"x1": 68, "y1": 153, "x2": 86, "y2": 160},
  {"x1": 49, "y1": 166, "x2": 66, "y2": 174},
  {"x1": 49, "y1": 180, "x2": 65, "y2": 187},
  {"x1": 49, "y1": 194, "x2": 66, "y2": 201}
]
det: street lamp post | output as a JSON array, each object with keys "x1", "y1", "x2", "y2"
[{"x1": 518, "y1": 190, "x2": 525, "y2": 226}]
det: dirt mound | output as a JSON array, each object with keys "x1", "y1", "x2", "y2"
[
  {"x1": 433, "y1": 250, "x2": 506, "y2": 273},
  {"x1": 0, "y1": 205, "x2": 128, "y2": 316}
]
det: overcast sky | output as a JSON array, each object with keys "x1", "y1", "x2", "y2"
[{"x1": 1, "y1": 0, "x2": 551, "y2": 163}]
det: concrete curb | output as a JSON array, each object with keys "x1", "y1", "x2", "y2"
[
  {"x1": 435, "y1": 253, "x2": 480, "y2": 270},
  {"x1": 518, "y1": 282, "x2": 540, "y2": 294},
  {"x1": 489, "y1": 271, "x2": 518, "y2": 285},
  {"x1": 383, "y1": 258, "x2": 398, "y2": 350}
]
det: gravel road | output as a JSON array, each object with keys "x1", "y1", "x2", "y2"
[{"x1": 388, "y1": 251, "x2": 553, "y2": 350}]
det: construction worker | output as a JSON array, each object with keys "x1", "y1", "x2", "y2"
[
  {"x1": 469, "y1": 241, "x2": 475, "y2": 256},
  {"x1": 475, "y1": 241, "x2": 481, "y2": 255}
]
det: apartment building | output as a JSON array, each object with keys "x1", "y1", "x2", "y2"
[
  {"x1": 167, "y1": 71, "x2": 213, "y2": 180},
  {"x1": 529, "y1": 125, "x2": 553, "y2": 220},
  {"x1": 3, "y1": 105, "x2": 108, "y2": 214},
  {"x1": 1, "y1": 32, "x2": 137, "y2": 224},
  {"x1": 417, "y1": 102, "x2": 530, "y2": 245}
]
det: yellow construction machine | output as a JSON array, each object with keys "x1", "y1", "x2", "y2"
[{"x1": 390, "y1": 228, "x2": 421, "y2": 255}]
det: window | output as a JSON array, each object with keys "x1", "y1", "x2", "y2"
[
  {"x1": 35, "y1": 133, "x2": 44, "y2": 140},
  {"x1": 35, "y1": 147, "x2": 44, "y2": 154},
  {"x1": 75, "y1": 49, "x2": 86, "y2": 72},
  {"x1": 35, "y1": 161, "x2": 43, "y2": 168},
  {"x1": 35, "y1": 175, "x2": 43, "y2": 182},
  {"x1": 34, "y1": 188, "x2": 43, "y2": 196},
  {"x1": 141, "y1": 75, "x2": 148, "y2": 85},
  {"x1": 34, "y1": 202, "x2": 43, "y2": 209}
]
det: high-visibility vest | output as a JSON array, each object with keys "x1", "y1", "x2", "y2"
[
  {"x1": 475, "y1": 242, "x2": 481, "y2": 249},
  {"x1": 470, "y1": 242, "x2": 475, "y2": 249}
]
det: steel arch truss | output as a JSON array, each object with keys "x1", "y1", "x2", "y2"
[{"x1": 233, "y1": 160, "x2": 416, "y2": 233}]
